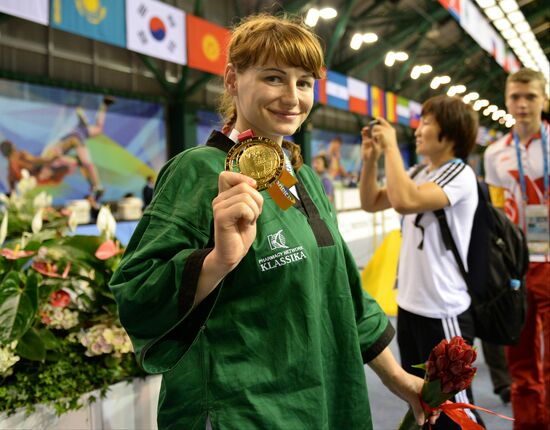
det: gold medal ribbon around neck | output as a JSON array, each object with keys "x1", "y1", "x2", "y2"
[{"x1": 225, "y1": 134, "x2": 297, "y2": 210}]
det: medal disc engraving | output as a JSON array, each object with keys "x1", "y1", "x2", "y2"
[{"x1": 225, "y1": 136, "x2": 284, "y2": 191}]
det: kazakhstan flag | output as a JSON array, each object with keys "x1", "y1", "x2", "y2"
[{"x1": 51, "y1": 0, "x2": 125, "y2": 47}]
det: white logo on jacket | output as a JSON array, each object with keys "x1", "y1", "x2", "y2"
[{"x1": 267, "y1": 229, "x2": 288, "y2": 250}]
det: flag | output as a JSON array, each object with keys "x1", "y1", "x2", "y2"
[
  {"x1": 397, "y1": 96, "x2": 411, "y2": 126},
  {"x1": 51, "y1": 0, "x2": 125, "y2": 47},
  {"x1": 314, "y1": 78, "x2": 327, "y2": 105},
  {"x1": 438, "y1": 0, "x2": 461, "y2": 22},
  {"x1": 186, "y1": 14, "x2": 229, "y2": 75},
  {"x1": 369, "y1": 85, "x2": 385, "y2": 118},
  {"x1": 409, "y1": 100, "x2": 422, "y2": 128},
  {"x1": 0, "y1": 0, "x2": 48, "y2": 25},
  {"x1": 326, "y1": 71, "x2": 349, "y2": 111},
  {"x1": 126, "y1": 0, "x2": 186, "y2": 65},
  {"x1": 385, "y1": 91, "x2": 397, "y2": 123},
  {"x1": 347, "y1": 77, "x2": 368, "y2": 115}
]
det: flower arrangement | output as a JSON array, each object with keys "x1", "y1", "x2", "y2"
[
  {"x1": 398, "y1": 336, "x2": 513, "y2": 429},
  {"x1": 0, "y1": 171, "x2": 143, "y2": 416}
]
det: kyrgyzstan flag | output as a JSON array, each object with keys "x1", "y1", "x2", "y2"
[
  {"x1": 385, "y1": 91, "x2": 397, "y2": 123},
  {"x1": 368, "y1": 85, "x2": 385, "y2": 119},
  {"x1": 126, "y1": 0, "x2": 187, "y2": 65},
  {"x1": 186, "y1": 14, "x2": 229, "y2": 76},
  {"x1": 347, "y1": 77, "x2": 368, "y2": 115}
]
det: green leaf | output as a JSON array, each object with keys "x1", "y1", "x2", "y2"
[
  {"x1": 16, "y1": 327, "x2": 46, "y2": 361},
  {"x1": 36, "y1": 328, "x2": 61, "y2": 351},
  {"x1": 24, "y1": 272, "x2": 40, "y2": 310},
  {"x1": 0, "y1": 272, "x2": 35, "y2": 343}
]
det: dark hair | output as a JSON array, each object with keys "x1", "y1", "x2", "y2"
[
  {"x1": 1, "y1": 140, "x2": 14, "y2": 156},
  {"x1": 421, "y1": 95, "x2": 479, "y2": 159},
  {"x1": 314, "y1": 154, "x2": 329, "y2": 169}
]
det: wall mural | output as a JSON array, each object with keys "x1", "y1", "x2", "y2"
[{"x1": 0, "y1": 78, "x2": 166, "y2": 204}]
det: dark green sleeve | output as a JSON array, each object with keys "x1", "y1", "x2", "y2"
[
  {"x1": 109, "y1": 147, "x2": 222, "y2": 373},
  {"x1": 342, "y1": 230, "x2": 395, "y2": 363}
]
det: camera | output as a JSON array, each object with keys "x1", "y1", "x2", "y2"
[{"x1": 366, "y1": 119, "x2": 380, "y2": 138}]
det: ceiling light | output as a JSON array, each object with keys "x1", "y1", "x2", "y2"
[
  {"x1": 420, "y1": 65, "x2": 433, "y2": 73},
  {"x1": 319, "y1": 7, "x2": 337, "y2": 19},
  {"x1": 385, "y1": 52, "x2": 396, "y2": 67},
  {"x1": 492, "y1": 110, "x2": 505, "y2": 120},
  {"x1": 430, "y1": 77, "x2": 442, "y2": 89},
  {"x1": 520, "y1": 32, "x2": 535, "y2": 43},
  {"x1": 514, "y1": 21, "x2": 530, "y2": 33},
  {"x1": 454, "y1": 85, "x2": 467, "y2": 94},
  {"x1": 493, "y1": 18, "x2": 511, "y2": 30},
  {"x1": 476, "y1": 0, "x2": 496, "y2": 7},
  {"x1": 508, "y1": 37, "x2": 523, "y2": 48},
  {"x1": 411, "y1": 67, "x2": 421, "y2": 80},
  {"x1": 464, "y1": 92, "x2": 480, "y2": 103},
  {"x1": 486, "y1": 105, "x2": 498, "y2": 114},
  {"x1": 505, "y1": 118, "x2": 516, "y2": 128},
  {"x1": 507, "y1": 10, "x2": 524, "y2": 24},
  {"x1": 350, "y1": 33, "x2": 363, "y2": 50},
  {"x1": 501, "y1": 28, "x2": 517, "y2": 40},
  {"x1": 513, "y1": 46, "x2": 527, "y2": 57},
  {"x1": 485, "y1": 6, "x2": 504, "y2": 20},
  {"x1": 499, "y1": 0, "x2": 519, "y2": 14},
  {"x1": 439, "y1": 76, "x2": 451, "y2": 84},
  {"x1": 503, "y1": 113, "x2": 514, "y2": 122},
  {"x1": 363, "y1": 33, "x2": 378, "y2": 44},
  {"x1": 474, "y1": 99, "x2": 490, "y2": 110},
  {"x1": 394, "y1": 51, "x2": 409, "y2": 61},
  {"x1": 305, "y1": 8, "x2": 320, "y2": 27},
  {"x1": 447, "y1": 87, "x2": 458, "y2": 97}
]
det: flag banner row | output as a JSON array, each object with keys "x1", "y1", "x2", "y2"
[
  {"x1": 0, "y1": 0, "x2": 230, "y2": 75},
  {"x1": 315, "y1": 76, "x2": 422, "y2": 128},
  {"x1": 2, "y1": 0, "x2": 424, "y2": 128},
  {"x1": 438, "y1": 0, "x2": 520, "y2": 73}
]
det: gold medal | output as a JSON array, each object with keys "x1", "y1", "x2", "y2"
[
  {"x1": 225, "y1": 136, "x2": 284, "y2": 191},
  {"x1": 225, "y1": 135, "x2": 298, "y2": 210}
]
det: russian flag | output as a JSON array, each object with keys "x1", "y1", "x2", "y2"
[
  {"x1": 368, "y1": 85, "x2": 385, "y2": 118},
  {"x1": 397, "y1": 96, "x2": 411, "y2": 126},
  {"x1": 409, "y1": 100, "x2": 422, "y2": 128},
  {"x1": 314, "y1": 78, "x2": 327, "y2": 105},
  {"x1": 385, "y1": 91, "x2": 397, "y2": 123},
  {"x1": 326, "y1": 70, "x2": 349, "y2": 111},
  {"x1": 347, "y1": 76, "x2": 368, "y2": 115}
]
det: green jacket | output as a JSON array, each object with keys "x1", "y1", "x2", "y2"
[{"x1": 110, "y1": 131, "x2": 394, "y2": 429}]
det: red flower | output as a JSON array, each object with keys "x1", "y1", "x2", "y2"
[
  {"x1": 32, "y1": 261, "x2": 71, "y2": 278},
  {"x1": 50, "y1": 290, "x2": 70, "y2": 307},
  {"x1": 1, "y1": 248, "x2": 35, "y2": 260},
  {"x1": 426, "y1": 336, "x2": 477, "y2": 394},
  {"x1": 95, "y1": 240, "x2": 123, "y2": 260}
]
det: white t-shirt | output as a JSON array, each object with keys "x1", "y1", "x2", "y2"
[
  {"x1": 396, "y1": 160, "x2": 478, "y2": 319},
  {"x1": 483, "y1": 122, "x2": 550, "y2": 262}
]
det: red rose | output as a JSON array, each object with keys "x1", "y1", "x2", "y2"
[
  {"x1": 447, "y1": 344, "x2": 465, "y2": 361},
  {"x1": 462, "y1": 349, "x2": 476, "y2": 365},
  {"x1": 436, "y1": 355, "x2": 449, "y2": 372},
  {"x1": 50, "y1": 290, "x2": 70, "y2": 307},
  {"x1": 449, "y1": 360, "x2": 464, "y2": 375}
]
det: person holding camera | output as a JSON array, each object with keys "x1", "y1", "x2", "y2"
[{"x1": 359, "y1": 95, "x2": 484, "y2": 429}]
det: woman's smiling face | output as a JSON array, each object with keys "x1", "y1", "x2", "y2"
[{"x1": 225, "y1": 62, "x2": 315, "y2": 143}]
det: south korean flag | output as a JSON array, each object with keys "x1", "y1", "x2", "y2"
[{"x1": 126, "y1": 0, "x2": 187, "y2": 65}]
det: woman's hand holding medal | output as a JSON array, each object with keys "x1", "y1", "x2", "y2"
[{"x1": 210, "y1": 171, "x2": 264, "y2": 273}]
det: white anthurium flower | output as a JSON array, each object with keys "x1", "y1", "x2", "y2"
[
  {"x1": 0, "y1": 193, "x2": 8, "y2": 205},
  {"x1": 33, "y1": 191, "x2": 52, "y2": 209},
  {"x1": 0, "y1": 211, "x2": 7, "y2": 245},
  {"x1": 31, "y1": 208, "x2": 44, "y2": 234},
  {"x1": 20, "y1": 232, "x2": 32, "y2": 249},
  {"x1": 106, "y1": 211, "x2": 117, "y2": 240},
  {"x1": 96, "y1": 206, "x2": 110, "y2": 234},
  {"x1": 68, "y1": 210, "x2": 78, "y2": 232}
]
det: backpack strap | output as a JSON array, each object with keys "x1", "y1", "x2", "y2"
[
  {"x1": 410, "y1": 164, "x2": 428, "y2": 249},
  {"x1": 433, "y1": 209, "x2": 471, "y2": 291}
]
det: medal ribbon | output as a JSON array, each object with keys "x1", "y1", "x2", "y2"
[{"x1": 237, "y1": 130, "x2": 297, "y2": 210}]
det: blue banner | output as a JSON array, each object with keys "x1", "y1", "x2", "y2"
[{"x1": 50, "y1": 0, "x2": 125, "y2": 47}]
